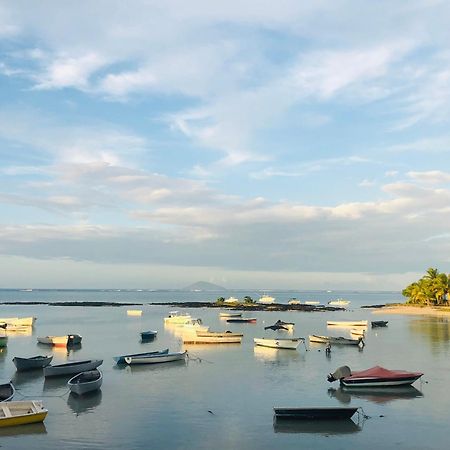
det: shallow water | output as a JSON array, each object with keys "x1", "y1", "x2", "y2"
[{"x1": 0, "y1": 295, "x2": 449, "y2": 449}]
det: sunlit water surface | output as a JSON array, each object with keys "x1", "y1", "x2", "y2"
[{"x1": 0, "y1": 291, "x2": 449, "y2": 449}]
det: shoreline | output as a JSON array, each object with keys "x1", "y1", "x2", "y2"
[{"x1": 373, "y1": 304, "x2": 450, "y2": 317}]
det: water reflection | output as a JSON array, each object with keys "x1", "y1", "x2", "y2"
[
  {"x1": 67, "y1": 390, "x2": 102, "y2": 415},
  {"x1": 43, "y1": 376, "x2": 70, "y2": 392},
  {"x1": 37, "y1": 343, "x2": 82, "y2": 359},
  {"x1": 0, "y1": 423, "x2": 47, "y2": 437},
  {"x1": 273, "y1": 418, "x2": 361, "y2": 435},
  {"x1": 409, "y1": 317, "x2": 450, "y2": 350},
  {"x1": 0, "y1": 347, "x2": 7, "y2": 359},
  {"x1": 124, "y1": 359, "x2": 188, "y2": 374},
  {"x1": 328, "y1": 386, "x2": 423, "y2": 404},
  {"x1": 11, "y1": 368, "x2": 45, "y2": 387},
  {"x1": 253, "y1": 346, "x2": 302, "y2": 365}
]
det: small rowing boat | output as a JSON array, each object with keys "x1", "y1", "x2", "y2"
[
  {"x1": 309, "y1": 335, "x2": 362, "y2": 346},
  {"x1": 274, "y1": 407, "x2": 358, "y2": 420},
  {"x1": 0, "y1": 382, "x2": 15, "y2": 402},
  {"x1": 0, "y1": 401, "x2": 47, "y2": 427},
  {"x1": 113, "y1": 348, "x2": 169, "y2": 365},
  {"x1": 124, "y1": 350, "x2": 187, "y2": 365},
  {"x1": 371, "y1": 321, "x2": 388, "y2": 328},
  {"x1": 254, "y1": 338, "x2": 303, "y2": 350},
  {"x1": 140, "y1": 330, "x2": 157, "y2": 340},
  {"x1": 68, "y1": 369, "x2": 103, "y2": 395},
  {"x1": 37, "y1": 334, "x2": 82, "y2": 347},
  {"x1": 226, "y1": 318, "x2": 257, "y2": 323},
  {"x1": 219, "y1": 312, "x2": 242, "y2": 318},
  {"x1": 44, "y1": 359, "x2": 103, "y2": 378},
  {"x1": 183, "y1": 334, "x2": 242, "y2": 344},
  {"x1": 327, "y1": 320, "x2": 368, "y2": 327},
  {"x1": 195, "y1": 330, "x2": 243, "y2": 338},
  {"x1": 13, "y1": 355, "x2": 53, "y2": 371}
]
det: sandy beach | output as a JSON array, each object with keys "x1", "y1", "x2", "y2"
[{"x1": 373, "y1": 305, "x2": 450, "y2": 317}]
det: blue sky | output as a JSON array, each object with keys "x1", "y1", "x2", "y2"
[{"x1": 1, "y1": 0, "x2": 449, "y2": 289}]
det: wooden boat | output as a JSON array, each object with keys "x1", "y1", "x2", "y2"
[
  {"x1": 0, "y1": 382, "x2": 15, "y2": 402},
  {"x1": 274, "y1": 407, "x2": 358, "y2": 420},
  {"x1": 226, "y1": 318, "x2": 257, "y2": 323},
  {"x1": 0, "y1": 317, "x2": 36, "y2": 327},
  {"x1": 327, "y1": 320, "x2": 368, "y2": 327},
  {"x1": 0, "y1": 401, "x2": 47, "y2": 427},
  {"x1": 371, "y1": 320, "x2": 388, "y2": 328},
  {"x1": 127, "y1": 309, "x2": 142, "y2": 316},
  {"x1": 0, "y1": 336, "x2": 7, "y2": 348},
  {"x1": 219, "y1": 312, "x2": 242, "y2": 318},
  {"x1": 13, "y1": 355, "x2": 53, "y2": 371},
  {"x1": 254, "y1": 338, "x2": 303, "y2": 350},
  {"x1": 196, "y1": 331, "x2": 243, "y2": 338},
  {"x1": 183, "y1": 333, "x2": 242, "y2": 344},
  {"x1": 113, "y1": 348, "x2": 169, "y2": 365},
  {"x1": 163, "y1": 311, "x2": 192, "y2": 324},
  {"x1": 124, "y1": 350, "x2": 187, "y2": 365},
  {"x1": 328, "y1": 365, "x2": 423, "y2": 387},
  {"x1": 140, "y1": 330, "x2": 157, "y2": 340},
  {"x1": 44, "y1": 359, "x2": 103, "y2": 377},
  {"x1": 37, "y1": 334, "x2": 82, "y2": 347},
  {"x1": 328, "y1": 299, "x2": 350, "y2": 306},
  {"x1": 68, "y1": 369, "x2": 103, "y2": 395},
  {"x1": 309, "y1": 335, "x2": 362, "y2": 346}
]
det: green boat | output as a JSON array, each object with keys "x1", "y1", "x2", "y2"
[{"x1": 0, "y1": 336, "x2": 8, "y2": 348}]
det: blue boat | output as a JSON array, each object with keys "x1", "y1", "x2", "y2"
[
  {"x1": 113, "y1": 348, "x2": 169, "y2": 365},
  {"x1": 140, "y1": 330, "x2": 158, "y2": 340}
]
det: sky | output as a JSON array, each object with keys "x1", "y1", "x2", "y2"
[{"x1": 0, "y1": 0, "x2": 449, "y2": 290}]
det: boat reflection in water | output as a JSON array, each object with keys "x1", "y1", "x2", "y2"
[
  {"x1": 253, "y1": 345, "x2": 303, "y2": 366},
  {"x1": 43, "y1": 376, "x2": 70, "y2": 392},
  {"x1": 273, "y1": 419, "x2": 361, "y2": 435},
  {"x1": 328, "y1": 385, "x2": 424, "y2": 405},
  {"x1": 11, "y1": 369, "x2": 45, "y2": 389},
  {"x1": 37, "y1": 342, "x2": 82, "y2": 359},
  {"x1": 67, "y1": 390, "x2": 102, "y2": 415},
  {"x1": 0, "y1": 347, "x2": 7, "y2": 360},
  {"x1": 0, "y1": 423, "x2": 47, "y2": 437}
]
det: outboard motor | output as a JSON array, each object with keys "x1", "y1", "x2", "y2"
[{"x1": 327, "y1": 365, "x2": 351, "y2": 382}]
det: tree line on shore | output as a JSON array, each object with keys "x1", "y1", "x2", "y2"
[{"x1": 402, "y1": 268, "x2": 450, "y2": 305}]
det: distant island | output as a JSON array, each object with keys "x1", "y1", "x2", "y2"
[{"x1": 183, "y1": 281, "x2": 226, "y2": 291}]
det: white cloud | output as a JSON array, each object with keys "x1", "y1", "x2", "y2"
[{"x1": 407, "y1": 170, "x2": 450, "y2": 184}]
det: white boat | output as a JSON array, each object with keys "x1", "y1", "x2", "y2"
[
  {"x1": 68, "y1": 369, "x2": 103, "y2": 395},
  {"x1": 258, "y1": 294, "x2": 276, "y2": 304},
  {"x1": 219, "y1": 312, "x2": 242, "y2": 318},
  {"x1": 305, "y1": 301, "x2": 320, "y2": 305},
  {"x1": 196, "y1": 330, "x2": 243, "y2": 338},
  {"x1": 0, "y1": 401, "x2": 48, "y2": 427},
  {"x1": 181, "y1": 319, "x2": 210, "y2": 333},
  {"x1": 327, "y1": 320, "x2": 368, "y2": 327},
  {"x1": 125, "y1": 351, "x2": 187, "y2": 365},
  {"x1": 127, "y1": 310, "x2": 143, "y2": 316},
  {"x1": 223, "y1": 297, "x2": 240, "y2": 304},
  {"x1": 254, "y1": 337, "x2": 303, "y2": 350},
  {"x1": 44, "y1": 359, "x2": 103, "y2": 377},
  {"x1": 0, "y1": 317, "x2": 36, "y2": 327},
  {"x1": 37, "y1": 334, "x2": 82, "y2": 347},
  {"x1": 288, "y1": 299, "x2": 301, "y2": 305},
  {"x1": 309, "y1": 335, "x2": 362, "y2": 346},
  {"x1": 328, "y1": 299, "x2": 350, "y2": 306},
  {"x1": 164, "y1": 311, "x2": 192, "y2": 324},
  {"x1": 183, "y1": 333, "x2": 242, "y2": 344}
]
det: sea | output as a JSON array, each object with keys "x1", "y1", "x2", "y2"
[{"x1": 0, "y1": 289, "x2": 449, "y2": 449}]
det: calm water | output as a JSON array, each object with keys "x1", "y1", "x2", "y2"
[{"x1": 1, "y1": 291, "x2": 449, "y2": 449}]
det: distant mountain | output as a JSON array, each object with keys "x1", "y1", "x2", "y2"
[{"x1": 183, "y1": 281, "x2": 226, "y2": 291}]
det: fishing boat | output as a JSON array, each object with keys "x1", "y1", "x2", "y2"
[
  {"x1": 124, "y1": 350, "x2": 187, "y2": 365},
  {"x1": 0, "y1": 336, "x2": 7, "y2": 348},
  {"x1": 226, "y1": 318, "x2": 257, "y2": 323},
  {"x1": 163, "y1": 311, "x2": 192, "y2": 324},
  {"x1": 327, "y1": 320, "x2": 368, "y2": 327},
  {"x1": 37, "y1": 334, "x2": 82, "y2": 347},
  {"x1": 0, "y1": 401, "x2": 48, "y2": 427},
  {"x1": 274, "y1": 407, "x2": 358, "y2": 420},
  {"x1": 258, "y1": 294, "x2": 276, "y2": 304},
  {"x1": 327, "y1": 365, "x2": 423, "y2": 387},
  {"x1": 196, "y1": 330, "x2": 243, "y2": 338},
  {"x1": 328, "y1": 299, "x2": 350, "y2": 306},
  {"x1": 0, "y1": 382, "x2": 15, "y2": 401},
  {"x1": 44, "y1": 359, "x2": 103, "y2": 377},
  {"x1": 127, "y1": 310, "x2": 143, "y2": 316},
  {"x1": 113, "y1": 348, "x2": 169, "y2": 365},
  {"x1": 254, "y1": 338, "x2": 304, "y2": 350},
  {"x1": 140, "y1": 330, "x2": 157, "y2": 340},
  {"x1": 0, "y1": 317, "x2": 36, "y2": 327},
  {"x1": 68, "y1": 369, "x2": 103, "y2": 395},
  {"x1": 371, "y1": 321, "x2": 388, "y2": 328},
  {"x1": 12, "y1": 355, "x2": 53, "y2": 371},
  {"x1": 219, "y1": 312, "x2": 242, "y2": 318},
  {"x1": 309, "y1": 335, "x2": 363, "y2": 346}
]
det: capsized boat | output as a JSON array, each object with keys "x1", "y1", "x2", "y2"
[
  {"x1": 327, "y1": 321, "x2": 368, "y2": 327},
  {"x1": 0, "y1": 382, "x2": 15, "y2": 401},
  {"x1": 274, "y1": 407, "x2": 358, "y2": 420},
  {"x1": 309, "y1": 335, "x2": 363, "y2": 346},
  {"x1": 37, "y1": 334, "x2": 82, "y2": 347},
  {"x1": 113, "y1": 348, "x2": 169, "y2": 365},
  {"x1": 44, "y1": 359, "x2": 103, "y2": 378},
  {"x1": 68, "y1": 369, "x2": 103, "y2": 395},
  {"x1": 226, "y1": 317, "x2": 257, "y2": 323},
  {"x1": 124, "y1": 350, "x2": 187, "y2": 365},
  {"x1": 265, "y1": 320, "x2": 295, "y2": 331},
  {"x1": 0, "y1": 401, "x2": 47, "y2": 427},
  {"x1": 327, "y1": 365, "x2": 423, "y2": 387},
  {"x1": 13, "y1": 355, "x2": 53, "y2": 371},
  {"x1": 0, "y1": 317, "x2": 36, "y2": 327},
  {"x1": 254, "y1": 338, "x2": 304, "y2": 350}
]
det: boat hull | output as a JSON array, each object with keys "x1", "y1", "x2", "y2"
[
  {"x1": 113, "y1": 349, "x2": 169, "y2": 364},
  {"x1": 0, "y1": 317, "x2": 36, "y2": 327},
  {"x1": 68, "y1": 370, "x2": 103, "y2": 395},
  {"x1": 0, "y1": 382, "x2": 15, "y2": 402},
  {"x1": 327, "y1": 321, "x2": 368, "y2": 327},
  {"x1": 0, "y1": 401, "x2": 47, "y2": 427},
  {"x1": 226, "y1": 318, "x2": 257, "y2": 323},
  {"x1": 183, "y1": 336, "x2": 242, "y2": 344},
  {"x1": 341, "y1": 376, "x2": 422, "y2": 387},
  {"x1": 254, "y1": 338, "x2": 301, "y2": 350},
  {"x1": 196, "y1": 331, "x2": 243, "y2": 338},
  {"x1": 309, "y1": 335, "x2": 361, "y2": 345},
  {"x1": 125, "y1": 351, "x2": 187, "y2": 365},
  {"x1": 13, "y1": 356, "x2": 53, "y2": 371},
  {"x1": 37, "y1": 334, "x2": 82, "y2": 347},
  {"x1": 44, "y1": 359, "x2": 103, "y2": 377},
  {"x1": 274, "y1": 407, "x2": 357, "y2": 420}
]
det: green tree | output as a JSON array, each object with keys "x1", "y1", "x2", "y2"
[
  {"x1": 243, "y1": 296, "x2": 254, "y2": 304},
  {"x1": 403, "y1": 268, "x2": 450, "y2": 306}
]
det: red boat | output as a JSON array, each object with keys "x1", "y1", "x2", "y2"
[{"x1": 328, "y1": 365, "x2": 423, "y2": 387}]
